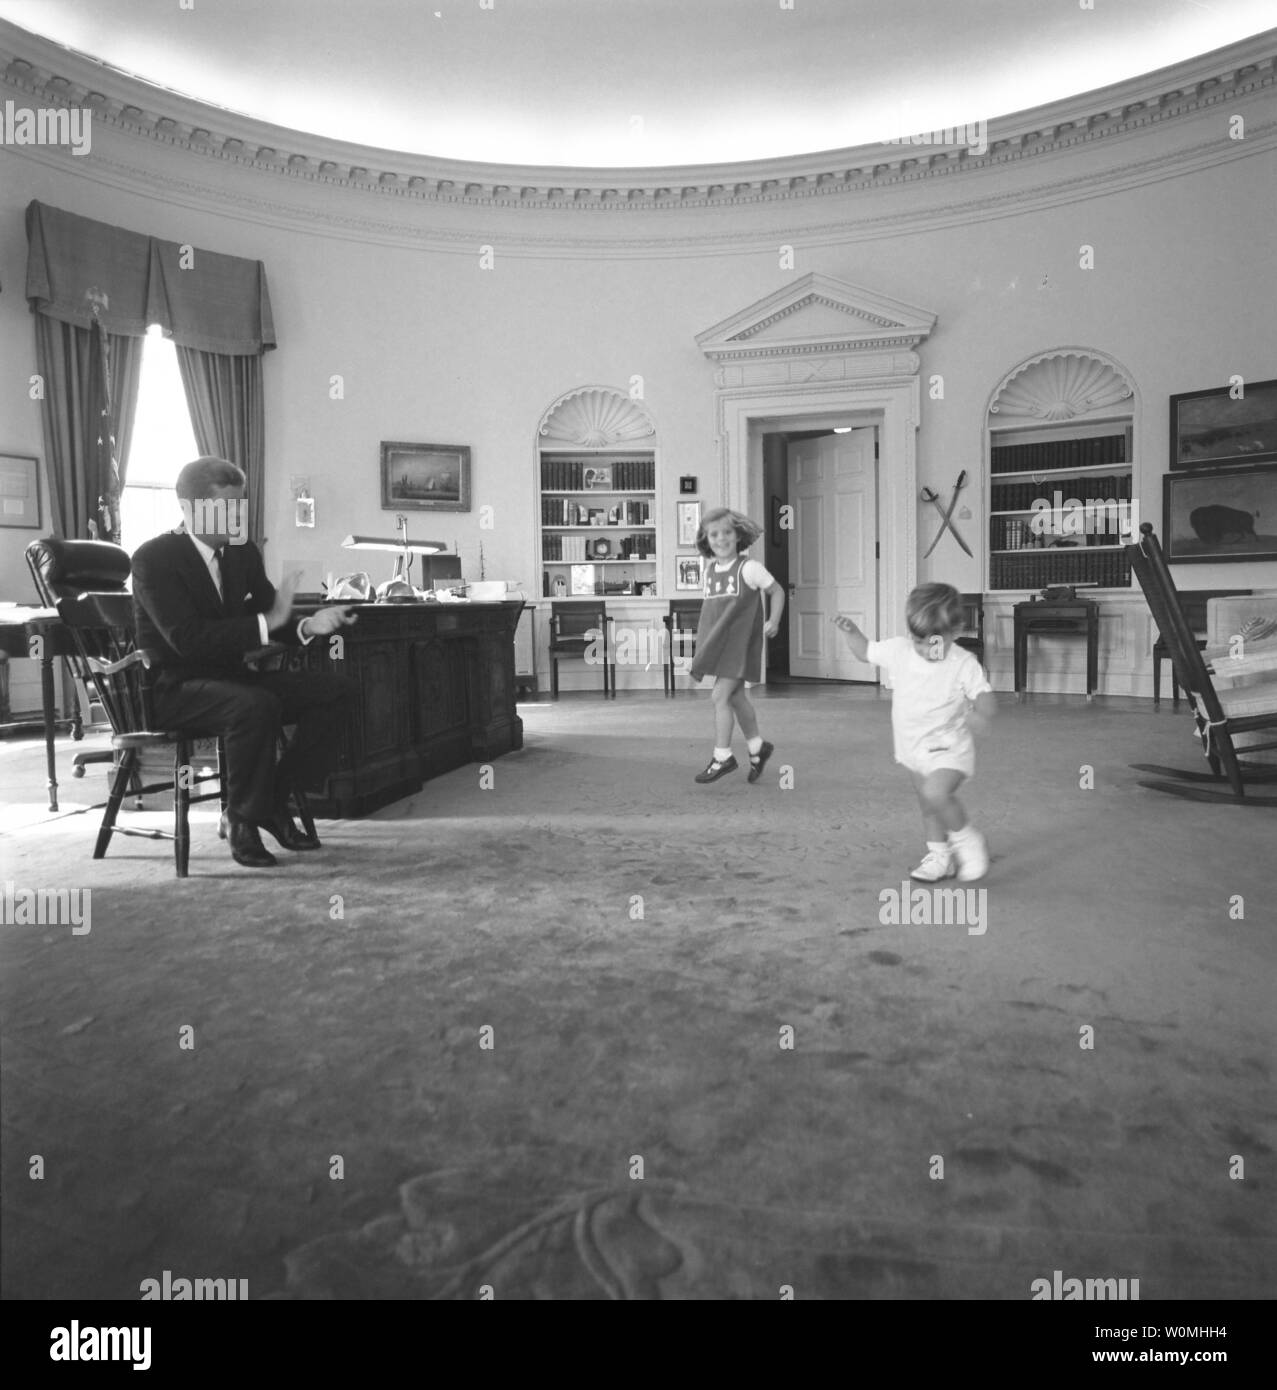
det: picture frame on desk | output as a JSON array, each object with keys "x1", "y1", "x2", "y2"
[
  {"x1": 381, "y1": 441, "x2": 471, "y2": 512},
  {"x1": 0, "y1": 454, "x2": 40, "y2": 529},
  {"x1": 676, "y1": 554, "x2": 704, "y2": 591},
  {"x1": 1162, "y1": 464, "x2": 1277, "y2": 563},
  {"x1": 1169, "y1": 379, "x2": 1277, "y2": 472}
]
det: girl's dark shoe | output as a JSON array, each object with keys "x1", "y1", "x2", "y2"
[
  {"x1": 695, "y1": 754, "x2": 738, "y2": 783},
  {"x1": 747, "y1": 741, "x2": 774, "y2": 783}
]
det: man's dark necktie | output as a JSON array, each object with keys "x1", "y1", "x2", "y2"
[{"x1": 213, "y1": 546, "x2": 227, "y2": 610}]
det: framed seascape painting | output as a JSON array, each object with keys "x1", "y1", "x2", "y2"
[
  {"x1": 1169, "y1": 380, "x2": 1277, "y2": 472},
  {"x1": 381, "y1": 442, "x2": 471, "y2": 512},
  {"x1": 1162, "y1": 465, "x2": 1277, "y2": 563}
]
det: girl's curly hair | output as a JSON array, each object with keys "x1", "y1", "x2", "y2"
[{"x1": 695, "y1": 508, "x2": 763, "y2": 558}]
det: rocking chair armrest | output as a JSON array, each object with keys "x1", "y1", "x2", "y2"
[
  {"x1": 85, "y1": 648, "x2": 157, "y2": 678},
  {"x1": 1205, "y1": 637, "x2": 1277, "y2": 682}
]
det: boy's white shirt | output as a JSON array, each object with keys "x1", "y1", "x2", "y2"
[{"x1": 865, "y1": 636, "x2": 992, "y2": 765}]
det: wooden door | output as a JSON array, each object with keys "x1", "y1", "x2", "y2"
[{"x1": 787, "y1": 429, "x2": 878, "y2": 680}]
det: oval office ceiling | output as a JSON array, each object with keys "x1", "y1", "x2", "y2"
[{"x1": 0, "y1": 0, "x2": 1274, "y2": 168}]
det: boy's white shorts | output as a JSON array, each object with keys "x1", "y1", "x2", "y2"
[{"x1": 898, "y1": 734, "x2": 975, "y2": 779}]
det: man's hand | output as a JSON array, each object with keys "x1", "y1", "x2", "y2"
[
  {"x1": 265, "y1": 571, "x2": 303, "y2": 632},
  {"x1": 764, "y1": 618, "x2": 781, "y2": 639},
  {"x1": 302, "y1": 605, "x2": 358, "y2": 639}
]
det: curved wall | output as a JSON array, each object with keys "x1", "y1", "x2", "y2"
[{"x1": 1, "y1": 25, "x2": 1274, "y2": 683}]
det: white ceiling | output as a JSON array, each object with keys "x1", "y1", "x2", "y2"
[{"x1": 1, "y1": 0, "x2": 1274, "y2": 167}]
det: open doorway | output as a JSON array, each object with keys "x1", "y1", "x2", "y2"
[{"x1": 760, "y1": 421, "x2": 880, "y2": 683}]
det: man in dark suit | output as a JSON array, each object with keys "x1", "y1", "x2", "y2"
[{"x1": 131, "y1": 456, "x2": 357, "y2": 868}]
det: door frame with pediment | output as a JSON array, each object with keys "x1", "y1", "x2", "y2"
[{"x1": 697, "y1": 273, "x2": 937, "y2": 658}]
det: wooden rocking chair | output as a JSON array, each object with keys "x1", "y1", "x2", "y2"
[{"x1": 1127, "y1": 522, "x2": 1277, "y2": 805}]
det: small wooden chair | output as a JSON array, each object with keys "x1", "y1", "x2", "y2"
[
  {"x1": 56, "y1": 591, "x2": 227, "y2": 876},
  {"x1": 26, "y1": 537, "x2": 129, "y2": 781},
  {"x1": 662, "y1": 599, "x2": 702, "y2": 695},
  {"x1": 954, "y1": 593, "x2": 985, "y2": 670},
  {"x1": 548, "y1": 601, "x2": 612, "y2": 697},
  {"x1": 1126, "y1": 524, "x2": 1277, "y2": 805}
]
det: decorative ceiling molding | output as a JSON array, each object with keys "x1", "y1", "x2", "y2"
[
  {"x1": 0, "y1": 22, "x2": 1273, "y2": 213},
  {"x1": 989, "y1": 349, "x2": 1136, "y2": 419},
  {"x1": 538, "y1": 387, "x2": 657, "y2": 447},
  {"x1": 697, "y1": 273, "x2": 938, "y2": 363},
  {"x1": 10, "y1": 117, "x2": 1269, "y2": 262}
]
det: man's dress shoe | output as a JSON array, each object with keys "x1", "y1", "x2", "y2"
[
  {"x1": 229, "y1": 820, "x2": 278, "y2": 868},
  {"x1": 258, "y1": 811, "x2": 321, "y2": 852}
]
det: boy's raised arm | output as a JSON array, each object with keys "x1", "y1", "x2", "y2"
[{"x1": 832, "y1": 613, "x2": 870, "y2": 663}]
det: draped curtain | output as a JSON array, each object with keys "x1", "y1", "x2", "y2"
[
  {"x1": 175, "y1": 348, "x2": 266, "y2": 546},
  {"x1": 25, "y1": 201, "x2": 276, "y2": 543},
  {"x1": 33, "y1": 315, "x2": 143, "y2": 541}
]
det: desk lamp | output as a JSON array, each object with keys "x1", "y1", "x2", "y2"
[{"x1": 341, "y1": 515, "x2": 447, "y2": 599}]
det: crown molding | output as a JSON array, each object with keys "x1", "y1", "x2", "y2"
[{"x1": 1, "y1": 18, "x2": 1274, "y2": 215}]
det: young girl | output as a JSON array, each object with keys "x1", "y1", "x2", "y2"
[
  {"x1": 834, "y1": 583, "x2": 995, "y2": 881},
  {"x1": 689, "y1": 508, "x2": 785, "y2": 783}
]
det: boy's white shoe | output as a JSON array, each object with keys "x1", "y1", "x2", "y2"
[
  {"x1": 910, "y1": 846, "x2": 956, "y2": 882},
  {"x1": 950, "y1": 827, "x2": 989, "y2": 882}
]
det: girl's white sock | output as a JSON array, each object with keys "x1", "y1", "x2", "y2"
[
  {"x1": 747, "y1": 736, "x2": 763, "y2": 755},
  {"x1": 714, "y1": 747, "x2": 732, "y2": 761}
]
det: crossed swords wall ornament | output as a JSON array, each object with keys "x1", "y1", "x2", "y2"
[{"x1": 921, "y1": 470, "x2": 972, "y2": 557}]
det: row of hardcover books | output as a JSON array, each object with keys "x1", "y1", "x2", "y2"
[
  {"x1": 992, "y1": 518, "x2": 1126, "y2": 550},
  {"x1": 542, "y1": 533, "x2": 655, "y2": 561},
  {"x1": 990, "y1": 435, "x2": 1127, "y2": 475},
  {"x1": 540, "y1": 459, "x2": 656, "y2": 490},
  {"x1": 543, "y1": 535, "x2": 590, "y2": 562},
  {"x1": 990, "y1": 474, "x2": 1132, "y2": 511},
  {"x1": 541, "y1": 498, "x2": 653, "y2": 524},
  {"x1": 990, "y1": 550, "x2": 1132, "y2": 589}
]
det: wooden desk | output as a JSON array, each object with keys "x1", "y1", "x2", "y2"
[
  {"x1": 0, "y1": 609, "x2": 84, "y2": 811},
  {"x1": 1014, "y1": 599, "x2": 1100, "y2": 701},
  {"x1": 291, "y1": 600, "x2": 526, "y2": 818}
]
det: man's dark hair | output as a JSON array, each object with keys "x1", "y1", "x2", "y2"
[{"x1": 175, "y1": 456, "x2": 245, "y2": 501}]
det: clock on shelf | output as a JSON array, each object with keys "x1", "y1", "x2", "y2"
[{"x1": 590, "y1": 538, "x2": 612, "y2": 559}]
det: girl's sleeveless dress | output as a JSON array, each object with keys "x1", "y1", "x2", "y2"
[{"x1": 690, "y1": 554, "x2": 765, "y2": 683}]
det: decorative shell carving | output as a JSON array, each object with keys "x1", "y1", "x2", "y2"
[
  {"x1": 539, "y1": 387, "x2": 656, "y2": 446},
  {"x1": 990, "y1": 352, "x2": 1133, "y2": 419}
]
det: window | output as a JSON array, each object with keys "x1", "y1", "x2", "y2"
[{"x1": 119, "y1": 327, "x2": 199, "y2": 553}]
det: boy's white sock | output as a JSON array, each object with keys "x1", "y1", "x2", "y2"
[
  {"x1": 948, "y1": 824, "x2": 977, "y2": 845},
  {"x1": 927, "y1": 839, "x2": 951, "y2": 858},
  {"x1": 714, "y1": 747, "x2": 733, "y2": 762},
  {"x1": 747, "y1": 736, "x2": 763, "y2": 755}
]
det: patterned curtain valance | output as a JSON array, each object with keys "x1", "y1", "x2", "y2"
[{"x1": 25, "y1": 200, "x2": 276, "y2": 355}]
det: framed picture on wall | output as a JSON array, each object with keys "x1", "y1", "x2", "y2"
[
  {"x1": 677, "y1": 500, "x2": 701, "y2": 548},
  {"x1": 381, "y1": 442, "x2": 471, "y2": 511},
  {"x1": 676, "y1": 554, "x2": 704, "y2": 591},
  {"x1": 1162, "y1": 465, "x2": 1277, "y2": 563},
  {"x1": 1169, "y1": 380, "x2": 1277, "y2": 471},
  {"x1": 0, "y1": 454, "x2": 40, "y2": 529}
]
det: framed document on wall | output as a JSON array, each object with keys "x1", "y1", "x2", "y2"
[
  {"x1": 677, "y1": 500, "x2": 701, "y2": 548},
  {"x1": 0, "y1": 454, "x2": 40, "y2": 529}
]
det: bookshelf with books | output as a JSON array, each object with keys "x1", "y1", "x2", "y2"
[
  {"x1": 538, "y1": 452, "x2": 658, "y2": 598},
  {"x1": 987, "y1": 421, "x2": 1134, "y2": 592}
]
